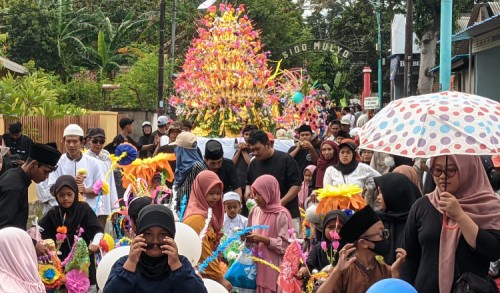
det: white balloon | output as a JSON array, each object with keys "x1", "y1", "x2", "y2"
[
  {"x1": 96, "y1": 246, "x2": 130, "y2": 290},
  {"x1": 175, "y1": 222, "x2": 202, "y2": 266},
  {"x1": 202, "y1": 278, "x2": 229, "y2": 293}
]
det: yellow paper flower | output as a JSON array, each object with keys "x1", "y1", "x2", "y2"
[
  {"x1": 316, "y1": 184, "x2": 366, "y2": 215},
  {"x1": 76, "y1": 168, "x2": 87, "y2": 176},
  {"x1": 101, "y1": 181, "x2": 110, "y2": 195}
]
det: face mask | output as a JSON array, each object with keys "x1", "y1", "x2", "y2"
[{"x1": 367, "y1": 238, "x2": 391, "y2": 256}]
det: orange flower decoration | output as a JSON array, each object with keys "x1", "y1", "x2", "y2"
[
  {"x1": 56, "y1": 226, "x2": 67, "y2": 234},
  {"x1": 315, "y1": 184, "x2": 367, "y2": 215}
]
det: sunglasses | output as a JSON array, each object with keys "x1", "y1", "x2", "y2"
[
  {"x1": 361, "y1": 229, "x2": 390, "y2": 241},
  {"x1": 91, "y1": 139, "x2": 106, "y2": 144},
  {"x1": 430, "y1": 167, "x2": 458, "y2": 178}
]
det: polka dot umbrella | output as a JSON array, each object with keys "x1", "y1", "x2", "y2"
[{"x1": 359, "y1": 91, "x2": 500, "y2": 158}]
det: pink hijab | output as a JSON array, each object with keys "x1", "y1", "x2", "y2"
[
  {"x1": 250, "y1": 175, "x2": 293, "y2": 291},
  {"x1": 299, "y1": 165, "x2": 317, "y2": 208},
  {"x1": 393, "y1": 165, "x2": 423, "y2": 195},
  {"x1": 0, "y1": 227, "x2": 45, "y2": 293},
  {"x1": 427, "y1": 155, "x2": 500, "y2": 293},
  {"x1": 183, "y1": 170, "x2": 224, "y2": 233}
]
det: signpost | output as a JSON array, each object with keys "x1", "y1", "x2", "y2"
[{"x1": 364, "y1": 97, "x2": 380, "y2": 110}]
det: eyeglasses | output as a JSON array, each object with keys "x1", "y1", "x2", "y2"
[
  {"x1": 91, "y1": 139, "x2": 106, "y2": 145},
  {"x1": 362, "y1": 229, "x2": 390, "y2": 240},
  {"x1": 430, "y1": 167, "x2": 458, "y2": 178}
]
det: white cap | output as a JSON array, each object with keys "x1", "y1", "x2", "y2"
[
  {"x1": 142, "y1": 121, "x2": 151, "y2": 127},
  {"x1": 340, "y1": 117, "x2": 351, "y2": 125},
  {"x1": 63, "y1": 124, "x2": 84, "y2": 137},
  {"x1": 223, "y1": 191, "x2": 241, "y2": 203},
  {"x1": 157, "y1": 116, "x2": 169, "y2": 126}
]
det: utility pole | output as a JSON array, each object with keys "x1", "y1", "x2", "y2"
[
  {"x1": 376, "y1": 0, "x2": 383, "y2": 109},
  {"x1": 439, "y1": 0, "x2": 452, "y2": 91},
  {"x1": 403, "y1": 0, "x2": 414, "y2": 97},
  {"x1": 167, "y1": 0, "x2": 178, "y2": 116},
  {"x1": 157, "y1": 0, "x2": 166, "y2": 114}
]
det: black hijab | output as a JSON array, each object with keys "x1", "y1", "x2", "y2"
[
  {"x1": 333, "y1": 140, "x2": 359, "y2": 175},
  {"x1": 307, "y1": 210, "x2": 348, "y2": 271},
  {"x1": 373, "y1": 172, "x2": 420, "y2": 264},
  {"x1": 136, "y1": 205, "x2": 176, "y2": 281}
]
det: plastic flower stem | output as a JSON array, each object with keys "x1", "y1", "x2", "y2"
[{"x1": 93, "y1": 191, "x2": 102, "y2": 213}]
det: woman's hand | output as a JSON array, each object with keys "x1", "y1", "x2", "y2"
[
  {"x1": 128, "y1": 234, "x2": 146, "y2": 264},
  {"x1": 390, "y1": 248, "x2": 407, "y2": 278},
  {"x1": 244, "y1": 233, "x2": 270, "y2": 245},
  {"x1": 438, "y1": 192, "x2": 465, "y2": 221},
  {"x1": 296, "y1": 267, "x2": 310, "y2": 279},
  {"x1": 335, "y1": 243, "x2": 356, "y2": 272},
  {"x1": 161, "y1": 237, "x2": 182, "y2": 271},
  {"x1": 88, "y1": 243, "x2": 100, "y2": 254}
]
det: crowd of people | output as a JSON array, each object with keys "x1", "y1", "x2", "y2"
[{"x1": 0, "y1": 105, "x2": 499, "y2": 293}]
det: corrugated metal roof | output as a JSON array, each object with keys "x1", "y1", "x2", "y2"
[
  {"x1": 489, "y1": 2, "x2": 500, "y2": 16},
  {"x1": 457, "y1": 15, "x2": 471, "y2": 31},
  {"x1": 430, "y1": 54, "x2": 469, "y2": 73},
  {"x1": 453, "y1": 13, "x2": 500, "y2": 41},
  {"x1": 0, "y1": 56, "x2": 28, "y2": 74}
]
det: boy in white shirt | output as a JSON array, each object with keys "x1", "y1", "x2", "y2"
[{"x1": 222, "y1": 191, "x2": 248, "y2": 238}]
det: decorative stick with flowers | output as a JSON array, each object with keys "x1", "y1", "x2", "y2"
[
  {"x1": 320, "y1": 217, "x2": 341, "y2": 267},
  {"x1": 55, "y1": 224, "x2": 68, "y2": 255},
  {"x1": 76, "y1": 168, "x2": 87, "y2": 202}
]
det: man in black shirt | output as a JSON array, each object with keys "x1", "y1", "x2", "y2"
[
  {"x1": 105, "y1": 118, "x2": 155, "y2": 154},
  {"x1": 0, "y1": 143, "x2": 61, "y2": 255},
  {"x1": 3, "y1": 122, "x2": 33, "y2": 165},
  {"x1": 204, "y1": 140, "x2": 242, "y2": 197},
  {"x1": 288, "y1": 124, "x2": 319, "y2": 178},
  {"x1": 246, "y1": 130, "x2": 302, "y2": 232}
]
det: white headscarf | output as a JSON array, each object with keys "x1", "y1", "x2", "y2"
[{"x1": 0, "y1": 227, "x2": 45, "y2": 293}]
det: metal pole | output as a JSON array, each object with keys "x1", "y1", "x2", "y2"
[
  {"x1": 376, "y1": 3, "x2": 383, "y2": 109},
  {"x1": 403, "y1": 0, "x2": 413, "y2": 97},
  {"x1": 439, "y1": 0, "x2": 453, "y2": 91},
  {"x1": 157, "y1": 0, "x2": 166, "y2": 113},
  {"x1": 168, "y1": 0, "x2": 177, "y2": 116},
  {"x1": 468, "y1": 39, "x2": 472, "y2": 93}
]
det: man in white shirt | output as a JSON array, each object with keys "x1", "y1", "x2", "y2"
[
  {"x1": 48, "y1": 124, "x2": 105, "y2": 222},
  {"x1": 342, "y1": 107, "x2": 355, "y2": 129},
  {"x1": 86, "y1": 128, "x2": 119, "y2": 227}
]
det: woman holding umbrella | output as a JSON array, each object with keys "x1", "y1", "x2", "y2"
[{"x1": 401, "y1": 155, "x2": 500, "y2": 293}]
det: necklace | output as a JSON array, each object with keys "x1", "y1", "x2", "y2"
[{"x1": 355, "y1": 257, "x2": 376, "y2": 275}]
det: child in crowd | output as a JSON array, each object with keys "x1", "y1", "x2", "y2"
[
  {"x1": 317, "y1": 205, "x2": 406, "y2": 293},
  {"x1": 245, "y1": 175, "x2": 293, "y2": 293},
  {"x1": 40, "y1": 175, "x2": 103, "y2": 293},
  {"x1": 222, "y1": 191, "x2": 248, "y2": 238},
  {"x1": 299, "y1": 165, "x2": 316, "y2": 210},
  {"x1": 183, "y1": 170, "x2": 232, "y2": 291}
]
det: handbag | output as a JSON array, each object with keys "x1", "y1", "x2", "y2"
[
  {"x1": 225, "y1": 248, "x2": 257, "y2": 289},
  {"x1": 453, "y1": 259, "x2": 496, "y2": 293}
]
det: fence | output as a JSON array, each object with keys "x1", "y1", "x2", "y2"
[{"x1": 1, "y1": 113, "x2": 117, "y2": 154}]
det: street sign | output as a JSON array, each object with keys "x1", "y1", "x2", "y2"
[{"x1": 364, "y1": 97, "x2": 380, "y2": 109}]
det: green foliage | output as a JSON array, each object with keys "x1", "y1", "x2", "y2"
[
  {"x1": 0, "y1": 70, "x2": 88, "y2": 118},
  {"x1": 111, "y1": 51, "x2": 168, "y2": 109},
  {"x1": 58, "y1": 72, "x2": 102, "y2": 110},
  {"x1": 5, "y1": 0, "x2": 61, "y2": 72}
]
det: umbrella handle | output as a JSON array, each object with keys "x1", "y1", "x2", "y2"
[{"x1": 442, "y1": 212, "x2": 458, "y2": 230}]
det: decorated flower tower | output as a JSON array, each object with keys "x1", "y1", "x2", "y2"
[{"x1": 172, "y1": 3, "x2": 280, "y2": 137}]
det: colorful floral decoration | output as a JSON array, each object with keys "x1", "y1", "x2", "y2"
[
  {"x1": 277, "y1": 239, "x2": 303, "y2": 292},
  {"x1": 315, "y1": 184, "x2": 366, "y2": 215},
  {"x1": 55, "y1": 226, "x2": 68, "y2": 254},
  {"x1": 65, "y1": 269, "x2": 90, "y2": 293},
  {"x1": 172, "y1": 3, "x2": 279, "y2": 137},
  {"x1": 119, "y1": 153, "x2": 176, "y2": 189}
]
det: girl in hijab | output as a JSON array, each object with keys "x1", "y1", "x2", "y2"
[
  {"x1": 374, "y1": 173, "x2": 420, "y2": 265},
  {"x1": 315, "y1": 140, "x2": 339, "y2": 188},
  {"x1": 323, "y1": 139, "x2": 381, "y2": 206},
  {"x1": 182, "y1": 170, "x2": 232, "y2": 291},
  {"x1": 244, "y1": 175, "x2": 293, "y2": 293},
  {"x1": 40, "y1": 175, "x2": 103, "y2": 291},
  {"x1": 173, "y1": 132, "x2": 206, "y2": 209},
  {"x1": 0, "y1": 227, "x2": 45, "y2": 293},
  {"x1": 299, "y1": 165, "x2": 316, "y2": 209},
  {"x1": 297, "y1": 210, "x2": 348, "y2": 278},
  {"x1": 104, "y1": 205, "x2": 206, "y2": 292},
  {"x1": 402, "y1": 155, "x2": 500, "y2": 293}
]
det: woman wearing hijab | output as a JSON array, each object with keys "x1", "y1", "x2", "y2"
[
  {"x1": 244, "y1": 175, "x2": 293, "y2": 293},
  {"x1": 299, "y1": 165, "x2": 316, "y2": 209},
  {"x1": 315, "y1": 140, "x2": 339, "y2": 189},
  {"x1": 401, "y1": 155, "x2": 500, "y2": 293},
  {"x1": 374, "y1": 173, "x2": 420, "y2": 265},
  {"x1": 182, "y1": 170, "x2": 232, "y2": 291},
  {"x1": 392, "y1": 165, "x2": 423, "y2": 195},
  {"x1": 104, "y1": 205, "x2": 206, "y2": 292},
  {"x1": 323, "y1": 139, "x2": 381, "y2": 207},
  {"x1": 39, "y1": 175, "x2": 103, "y2": 291},
  {"x1": 0, "y1": 227, "x2": 45, "y2": 293},
  {"x1": 173, "y1": 132, "x2": 206, "y2": 209}
]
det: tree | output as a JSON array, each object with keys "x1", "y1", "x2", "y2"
[
  {"x1": 5, "y1": 0, "x2": 61, "y2": 72},
  {"x1": 111, "y1": 52, "x2": 168, "y2": 109}
]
